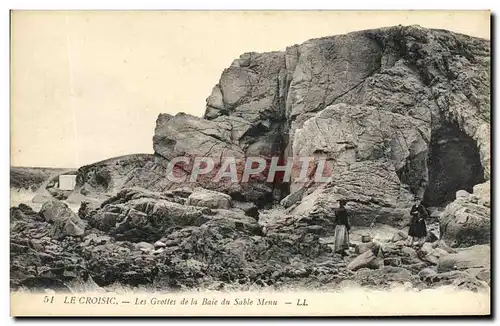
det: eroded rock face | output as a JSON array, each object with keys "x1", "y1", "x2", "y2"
[
  {"x1": 437, "y1": 245, "x2": 490, "y2": 273},
  {"x1": 89, "y1": 188, "x2": 209, "y2": 242},
  {"x1": 152, "y1": 112, "x2": 278, "y2": 206},
  {"x1": 186, "y1": 188, "x2": 233, "y2": 210},
  {"x1": 283, "y1": 27, "x2": 489, "y2": 226},
  {"x1": 10, "y1": 205, "x2": 88, "y2": 291},
  {"x1": 63, "y1": 26, "x2": 489, "y2": 222},
  {"x1": 39, "y1": 200, "x2": 86, "y2": 239},
  {"x1": 69, "y1": 154, "x2": 172, "y2": 206},
  {"x1": 289, "y1": 104, "x2": 426, "y2": 226},
  {"x1": 151, "y1": 25, "x2": 491, "y2": 227},
  {"x1": 440, "y1": 182, "x2": 491, "y2": 247}
]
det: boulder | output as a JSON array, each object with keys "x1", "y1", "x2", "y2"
[
  {"x1": 81, "y1": 240, "x2": 160, "y2": 286},
  {"x1": 424, "y1": 251, "x2": 439, "y2": 265},
  {"x1": 420, "y1": 269, "x2": 489, "y2": 292},
  {"x1": 432, "y1": 240, "x2": 457, "y2": 254},
  {"x1": 39, "y1": 200, "x2": 86, "y2": 239},
  {"x1": 154, "y1": 241, "x2": 166, "y2": 248},
  {"x1": 391, "y1": 231, "x2": 408, "y2": 242},
  {"x1": 437, "y1": 245, "x2": 490, "y2": 273},
  {"x1": 353, "y1": 266, "x2": 413, "y2": 288},
  {"x1": 355, "y1": 241, "x2": 379, "y2": 255},
  {"x1": 89, "y1": 189, "x2": 209, "y2": 242},
  {"x1": 280, "y1": 187, "x2": 307, "y2": 209},
  {"x1": 455, "y1": 190, "x2": 471, "y2": 199},
  {"x1": 420, "y1": 242, "x2": 434, "y2": 255},
  {"x1": 114, "y1": 199, "x2": 207, "y2": 242},
  {"x1": 473, "y1": 181, "x2": 491, "y2": 207},
  {"x1": 10, "y1": 204, "x2": 41, "y2": 222},
  {"x1": 384, "y1": 257, "x2": 402, "y2": 267},
  {"x1": 39, "y1": 200, "x2": 76, "y2": 223},
  {"x1": 347, "y1": 250, "x2": 380, "y2": 271},
  {"x1": 418, "y1": 268, "x2": 438, "y2": 282},
  {"x1": 401, "y1": 246, "x2": 418, "y2": 258},
  {"x1": 232, "y1": 201, "x2": 259, "y2": 219},
  {"x1": 186, "y1": 188, "x2": 233, "y2": 210},
  {"x1": 440, "y1": 191, "x2": 490, "y2": 247},
  {"x1": 361, "y1": 235, "x2": 372, "y2": 243},
  {"x1": 205, "y1": 209, "x2": 262, "y2": 236},
  {"x1": 50, "y1": 217, "x2": 86, "y2": 240}
]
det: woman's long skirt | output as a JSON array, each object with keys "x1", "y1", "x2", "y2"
[
  {"x1": 408, "y1": 218, "x2": 427, "y2": 238},
  {"x1": 408, "y1": 218, "x2": 427, "y2": 246},
  {"x1": 334, "y1": 224, "x2": 349, "y2": 253}
]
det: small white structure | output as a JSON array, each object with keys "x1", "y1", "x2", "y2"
[{"x1": 59, "y1": 175, "x2": 77, "y2": 190}]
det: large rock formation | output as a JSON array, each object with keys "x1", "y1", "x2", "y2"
[
  {"x1": 72, "y1": 154, "x2": 169, "y2": 198},
  {"x1": 39, "y1": 200, "x2": 86, "y2": 239},
  {"x1": 149, "y1": 25, "x2": 490, "y2": 227},
  {"x1": 440, "y1": 181, "x2": 491, "y2": 247},
  {"x1": 69, "y1": 26, "x2": 489, "y2": 228}
]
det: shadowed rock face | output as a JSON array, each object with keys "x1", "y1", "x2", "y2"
[{"x1": 154, "y1": 25, "x2": 489, "y2": 225}]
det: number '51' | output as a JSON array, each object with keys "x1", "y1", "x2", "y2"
[{"x1": 43, "y1": 296, "x2": 54, "y2": 303}]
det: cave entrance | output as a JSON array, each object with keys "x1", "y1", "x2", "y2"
[{"x1": 423, "y1": 122, "x2": 485, "y2": 207}]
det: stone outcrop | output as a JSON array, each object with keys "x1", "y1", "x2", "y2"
[
  {"x1": 10, "y1": 189, "x2": 490, "y2": 292},
  {"x1": 39, "y1": 200, "x2": 86, "y2": 239},
  {"x1": 10, "y1": 25, "x2": 491, "y2": 294},
  {"x1": 440, "y1": 181, "x2": 491, "y2": 247},
  {"x1": 186, "y1": 188, "x2": 233, "y2": 210},
  {"x1": 10, "y1": 204, "x2": 89, "y2": 291},
  {"x1": 347, "y1": 249, "x2": 380, "y2": 271},
  {"x1": 89, "y1": 188, "x2": 209, "y2": 242},
  {"x1": 149, "y1": 25, "x2": 490, "y2": 228},
  {"x1": 71, "y1": 154, "x2": 171, "y2": 202},
  {"x1": 437, "y1": 245, "x2": 490, "y2": 273},
  {"x1": 59, "y1": 26, "x2": 490, "y2": 229}
]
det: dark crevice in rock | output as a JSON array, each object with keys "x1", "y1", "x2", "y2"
[
  {"x1": 396, "y1": 150, "x2": 428, "y2": 199},
  {"x1": 423, "y1": 121, "x2": 485, "y2": 206}
]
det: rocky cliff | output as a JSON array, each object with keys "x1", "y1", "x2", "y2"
[
  {"x1": 151, "y1": 25, "x2": 490, "y2": 227},
  {"x1": 13, "y1": 25, "x2": 490, "y2": 294}
]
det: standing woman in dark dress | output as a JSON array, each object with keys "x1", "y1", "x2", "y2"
[
  {"x1": 408, "y1": 201, "x2": 429, "y2": 247},
  {"x1": 334, "y1": 199, "x2": 350, "y2": 257}
]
